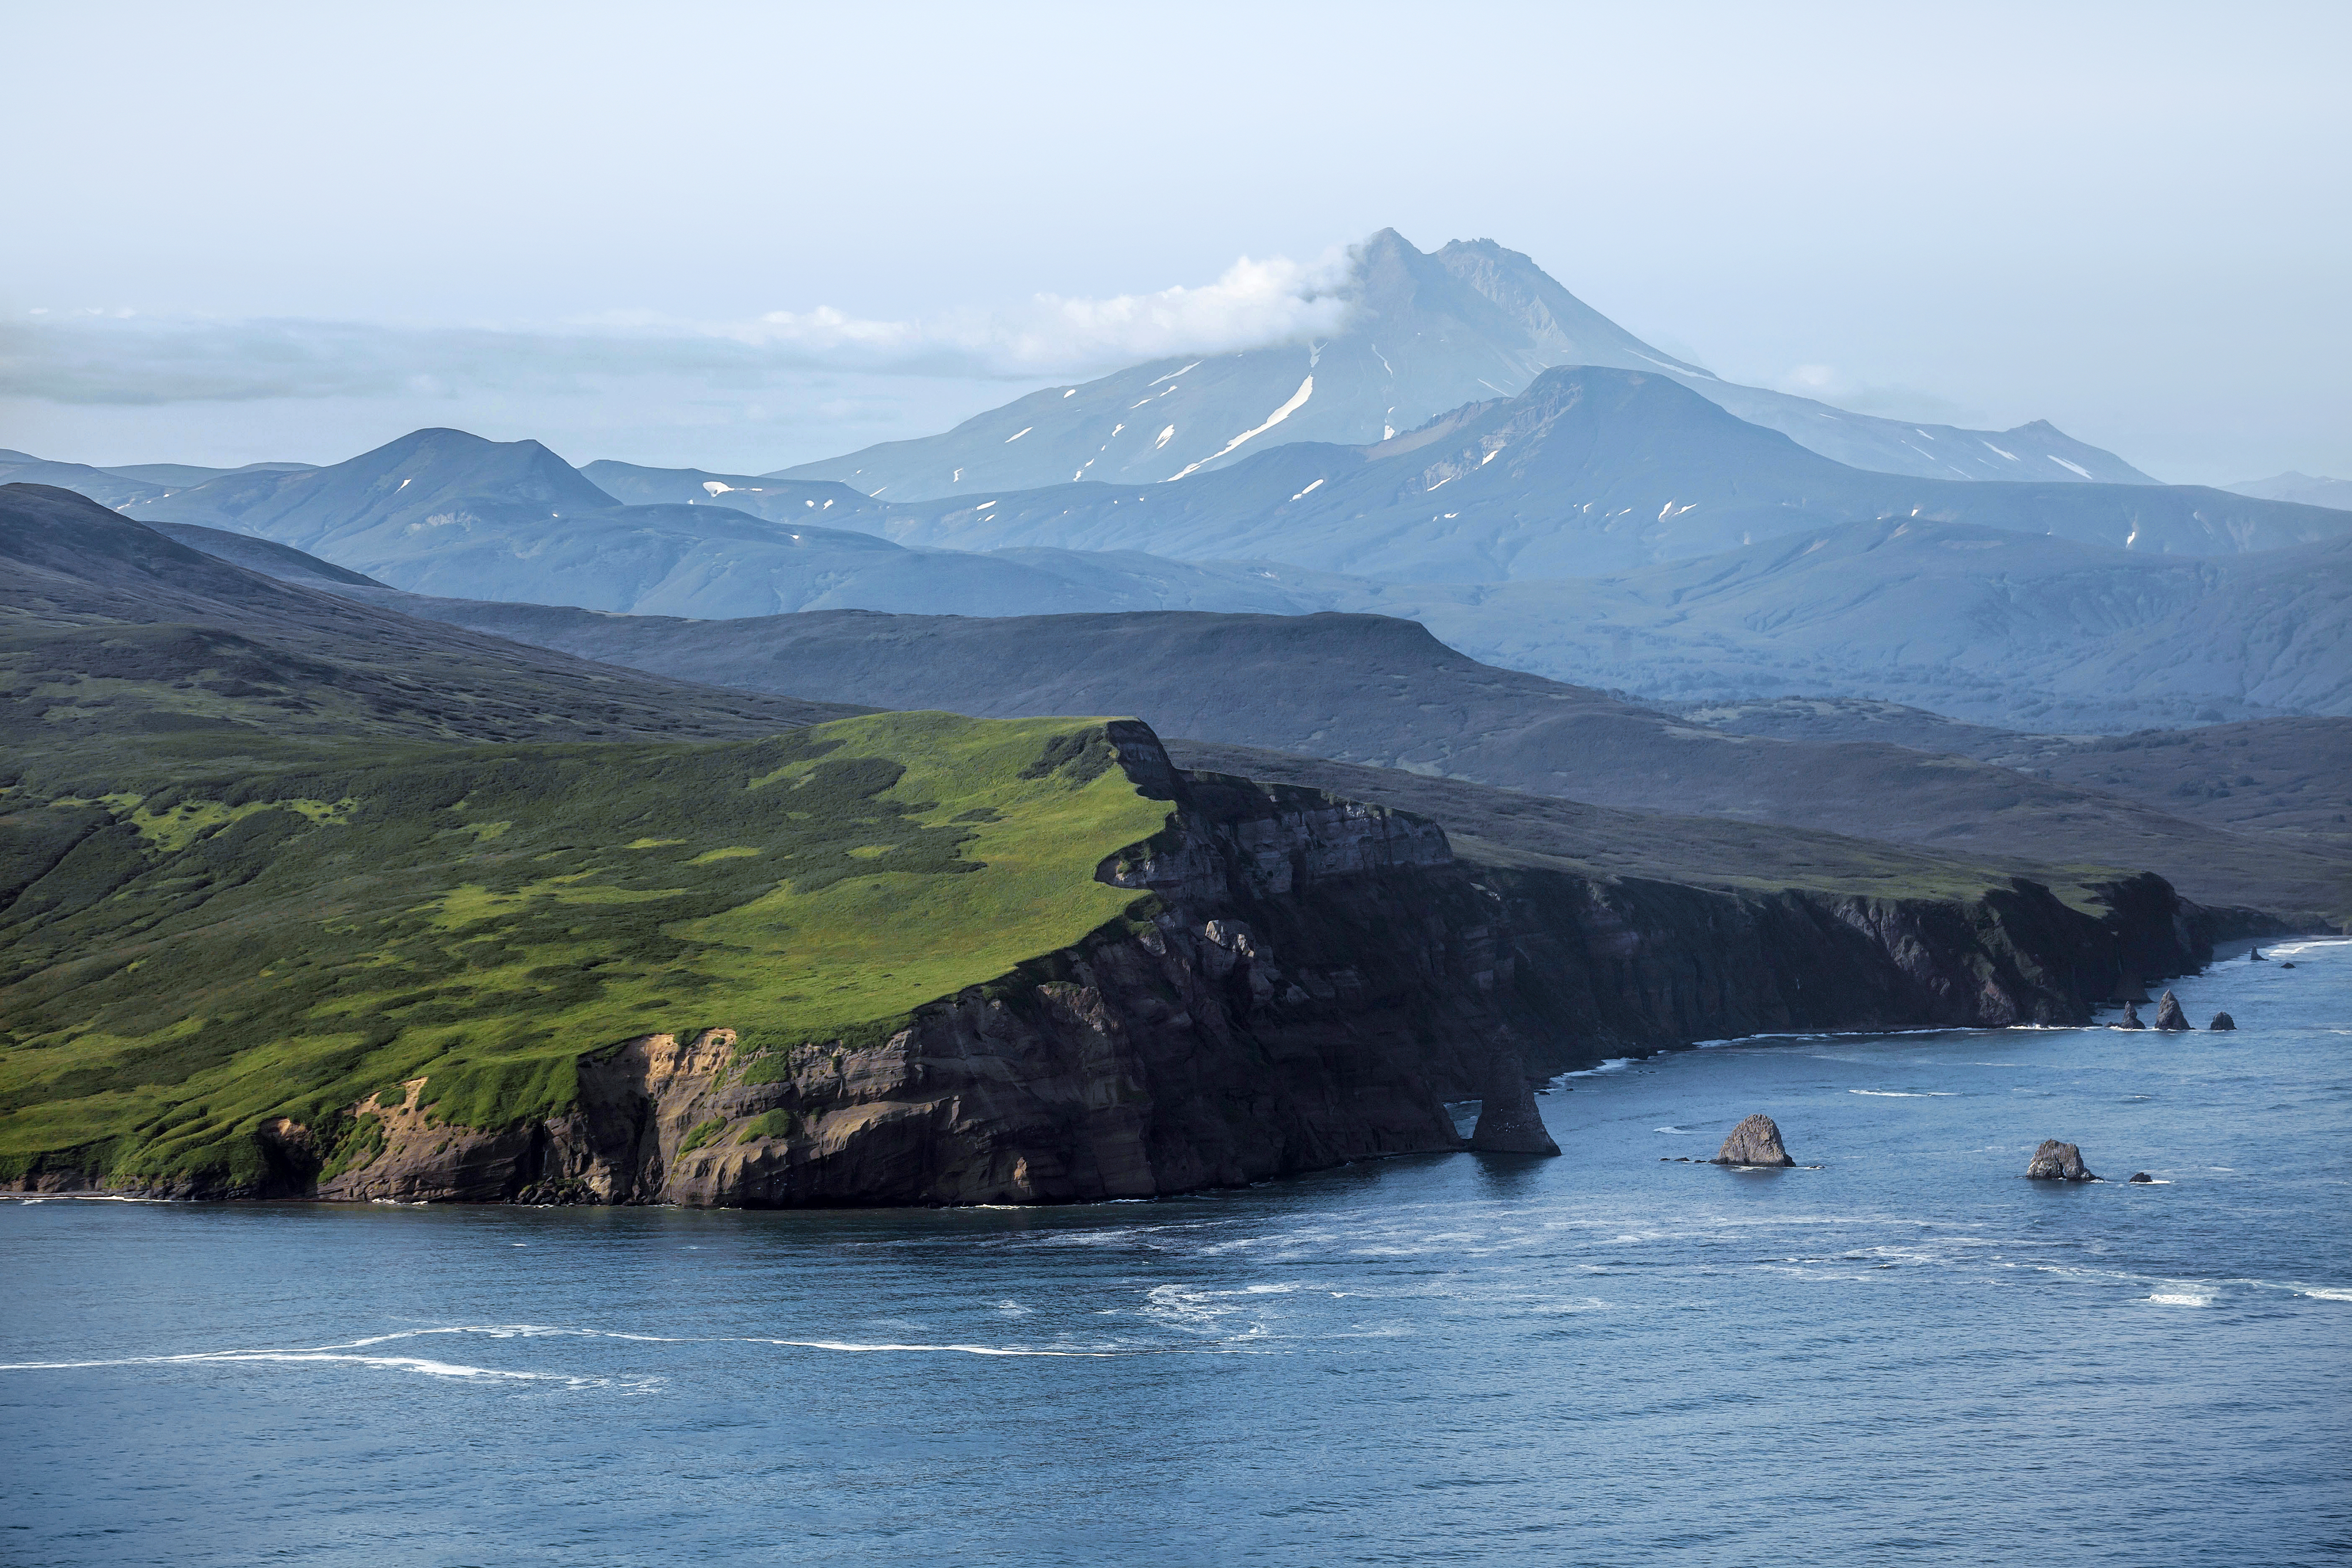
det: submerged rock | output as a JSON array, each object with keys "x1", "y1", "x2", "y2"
[
  {"x1": 2281, "y1": 962, "x2": 2296, "y2": 969},
  {"x1": 1469, "y1": 1061, "x2": 1561, "y2": 1155},
  {"x1": 2129, "y1": 1171, "x2": 2156, "y2": 1183},
  {"x1": 2026, "y1": 1139, "x2": 2098, "y2": 1181},
  {"x1": 2115, "y1": 1000, "x2": 2145, "y2": 1029},
  {"x1": 2209, "y1": 1011, "x2": 2236, "y2": 1031},
  {"x1": 1712, "y1": 1113, "x2": 1794, "y2": 1167},
  {"x1": 2153, "y1": 990, "x2": 2191, "y2": 1031}
]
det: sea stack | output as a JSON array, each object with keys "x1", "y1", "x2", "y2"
[
  {"x1": 2154, "y1": 990, "x2": 2190, "y2": 1031},
  {"x1": 2209, "y1": 1011, "x2": 2237, "y2": 1031},
  {"x1": 2026, "y1": 1140, "x2": 2098, "y2": 1181},
  {"x1": 2129, "y1": 1172, "x2": 2156, "y2": 1183},
  {"x1": 2116, "y1": 1000, "x2": 2146, "y2": 1029},
  {"x1": 1712, "y1": 1114, "x2": 1795, "y2": 1168},
  {"x1": 1469, "y1": 1061, "x2": 1561, "y2": 1155},
  {"x1": 2249, "y1": 947, "x2": 2266, "y2": 962}
]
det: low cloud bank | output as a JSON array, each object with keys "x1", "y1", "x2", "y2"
[{"x1": 1, "y1": 252, "x2": 1354, "y2": 408}]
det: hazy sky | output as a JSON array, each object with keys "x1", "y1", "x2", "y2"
[{"x1": 4, "y1": 0, "x2": 2344, "y2": 485}]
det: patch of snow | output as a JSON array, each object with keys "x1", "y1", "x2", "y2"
[
  {"x1": 2047, "y1": 454, "x2": 2092, "y2": 478},
  {"x1": 1130, "y1": 400, "x2": 1152, "y2": 410},
  {"x1": 397, "y1": 477, "x2": 411, "y2": 490},
  {"x1": 1426, "y1": 473, "x2": 1456, "y2": 493},
  {"x1": 1630, "y1": 350, "x2": 1712, "y2": 379},
  {"x1": 1154, "y1": 425, "x2": 1176, "y2": 450},
  {"x1": 1982, "y1": 441, "x2": 2019, "y2": 461},
  {"x1": 822, "y1": 499, "x2": 833, "y2": 509},
  {"x1": 1658, "y1": 500, "x2": 1698, "y2": 521},
  {"x1": 1915, "y1": 428, "x2": 1935, "y2": 440},
  {"x1": 1480, "y1": 448, "x2": 1499, "y2": 466},
  {"x1": 1383, "y1": 425, "x2": 1395, "y2": 440},
  {"x1": 953, "y1": 468, "x2": 963, "y2": 482},
  {"x1": 1063, "y1": 388, "x2": 1076, "y2": 398},
  {"x1": 2125, "y1": 524, "x2": 2139, "y2": 547},
  {"x1": 1442, "y1": 511, "x2": 1459, "y2": 519},
  {"x1": 1289, "y1": 478, "x2": 1325, "y2": 502},
  {"x1": 1166, "y1": 377, "x2": 1315, "y2": 481},
  {"x1": 1111, "y1": 423, "x2": 1125, "y2": 437},
  {"x1": 1477, "y1": 378, "x2": 1507, "y2": 394},
  {"x1": 702, "y1": 480, "x2": 735, "y2": 495},
  {"x1": 1147, "y1": 361, "x2": 1201, "y2": 387},
  {"x1": 976, "y1": 500, "x2": 997, "y2": 510},
  {"x1": 1005, "y1": 427, "x2": 1032, "y2": 444},
  {"x1": 1370, "y1": 343, "x2": 1394, "y2": 375}
]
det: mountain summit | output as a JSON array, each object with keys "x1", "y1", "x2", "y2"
[{"x1": 774, "y1": 230, "x2": 2155, "y2": 500}]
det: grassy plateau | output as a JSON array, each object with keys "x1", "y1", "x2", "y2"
[{"x1": 0, "y1": 712, "x2": 1170, "y2": 1191}]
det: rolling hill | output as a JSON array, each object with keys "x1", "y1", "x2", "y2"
[{"x1": 251, "y1": 587, "x2": 2348, "y2": 926}]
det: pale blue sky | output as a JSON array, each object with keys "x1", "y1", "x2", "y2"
[{"x1": 4, "y1": 0, "x2": 2344, "y2": 484}]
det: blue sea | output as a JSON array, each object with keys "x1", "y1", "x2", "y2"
[{"x1": 5, "y1": 938, "x2": 2346, "y2": 1566}]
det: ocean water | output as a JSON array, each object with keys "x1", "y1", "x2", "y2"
[{"x1": 4, "y1": 938, "x2": 2346, "y2": 1567}]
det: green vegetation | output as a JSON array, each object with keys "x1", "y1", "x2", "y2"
[{"x1": 0, "y1": 712, "x2": 1170, "y2": 1191}]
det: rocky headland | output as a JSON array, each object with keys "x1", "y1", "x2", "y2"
[{"x1": 14, "y1": 726, "x2": 2219, "y2": 1207}]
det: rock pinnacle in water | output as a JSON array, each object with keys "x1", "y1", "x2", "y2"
[
  {"x1": 2154, "y1": 990, "x2": 2190, "y2": 1031},
  {"x1": 1470, "y1": 1061, "x2": 1560, "y2": 1155},
  {"x1": 2026, "y1": 1139, "x2": 2098, "y2": 1181},
  {"x1": 1712, "y1": 1113, "x2": 1794, "y2": 1167},
  {"x1": 2209, "y1": 1011, "x2": 2236, "y2": 1031}
]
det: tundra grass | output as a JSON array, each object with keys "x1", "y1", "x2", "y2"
[{"x1": 0, "y1": 711, "x2": 1169, "y2": 1190}]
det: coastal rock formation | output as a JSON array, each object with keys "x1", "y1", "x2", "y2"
[
  {"x1": 2116, "y1": 1001, "x2": 2146, "y2": 1029},
  {"x1": 2209, "y1": 1011, "x2": 2237, "y2": 1031},
  {"x1": 2026, "y1": 1139, "x2": 2098, "y2": 1181},
  {"x1": 53, "y1": 726, "x2": 2218, "y2": 1207},
  {"x1": 2129, "y1": 1171, "x2": 2156, "y2": 1183},
  {"x1": 1713, "y1": 1114, "x2": 1795, "y2": 1167},
  {"x1": 1468, "y1": 1059, "x2": 1562, "y2": 1155},
  {"x1": 2154, "y1": 990, "x2": 2191, "y2": 1030},
  {"x1": 2249, "y1": 947, "x2": 2266, "y2": 962}
]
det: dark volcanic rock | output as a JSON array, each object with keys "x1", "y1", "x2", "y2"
[
  {"x1": 2154, "y1": 990, "x2": 2191, "y2": 1030},
  {"x1": 1469, "y1": 1061, "x2": 1561, "y2": 1155},
  {"x1": 2116, "y1": 1000, "x2": 2146, "y2": 1029},
  {"x1": 2129, "y1": 1171, "x2": 2156, "y2": 1183},
  {"x1": 2026, "y1": 1139, "x2": 2098, "y2": 1181},
  {"x1": 2249, "y1": 947, "x2": 2266, "y2": 961},
  {"x1": 1713, "y1": 1114, "x2": 1794, "y2": 1168},
  {"x1": 2209, "y1": 1011, "x2": 2237, "y2": 1031}
]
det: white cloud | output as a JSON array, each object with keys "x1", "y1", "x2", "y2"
[{"x1": 0, "y1": 252, "x2": 1357, "y2": 408}]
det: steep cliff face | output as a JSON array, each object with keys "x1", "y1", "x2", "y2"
[{"x1": 269, "y1": 725, "x2": 2212, "y2": 1208}]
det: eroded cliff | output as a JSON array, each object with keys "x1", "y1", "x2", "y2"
[{"x1": 278, "y1": 723, "x2": 2209, "y2": 1207}]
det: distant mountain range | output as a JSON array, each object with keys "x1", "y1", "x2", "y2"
[
  {"x1": 772, "y1": 230, "x2": 2159, "y2": 498},
  {"x1": 17, "y1": 377, "x2": 2349, "y2": 728},
  {"x1": 2228, "y1": 471, "x2": 2352, "y2": 510},
  {"x1": 0, "y1": 449, "x2": 314, "y2": 512},
  {"x1": 861, "y1": 366, "x2": 2344, "y2": 578},
  {"x1": 78, "y1": 428, "x2": 1347, "y2": 618}
]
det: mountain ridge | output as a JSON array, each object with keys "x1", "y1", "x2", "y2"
[{"x1": 772, "y1": 229, "x2": 2159, "y2": 499}]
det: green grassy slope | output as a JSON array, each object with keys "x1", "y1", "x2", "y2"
[{"x1": 0, "y1": 712, "x2": 1171, "y2": 1192}]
